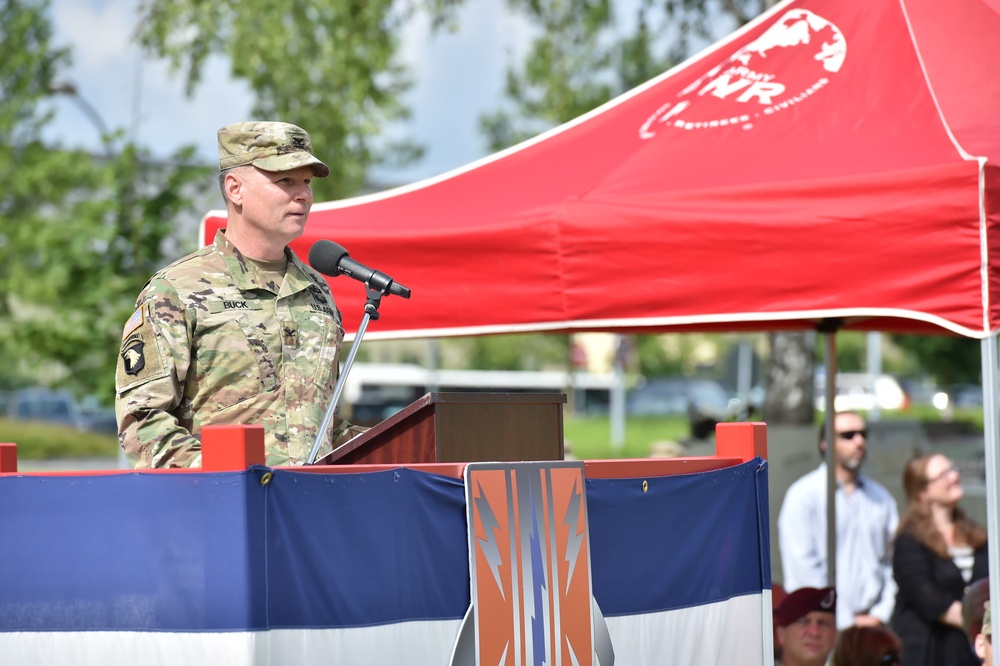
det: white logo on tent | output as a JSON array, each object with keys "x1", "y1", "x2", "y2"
[{"x1": 640, "y1": 9, "x2": 846, "y2": 138}]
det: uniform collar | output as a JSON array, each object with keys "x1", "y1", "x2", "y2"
[{"x1": 214, "y1": 229, "x2": 314, "y2": 296}]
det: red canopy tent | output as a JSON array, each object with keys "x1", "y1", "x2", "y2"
[
  {"x1": 203, "y1": 0, "x2": 1000, "y2": 341},
  {"x1": 201, "y1": 0, "x2": 1000, "y2": 630}
]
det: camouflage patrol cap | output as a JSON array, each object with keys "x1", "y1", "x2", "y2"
[{"x1": 218, "y1": 121, "x2": 330, "y2": 177}]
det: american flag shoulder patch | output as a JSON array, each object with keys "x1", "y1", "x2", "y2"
[{"x1": 122, "y1": 307, "x2": 144, "y2": 341}]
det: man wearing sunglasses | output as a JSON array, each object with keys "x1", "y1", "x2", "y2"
[{"x1": 778, "y1": 410, "x2": 900, "y2": 631}]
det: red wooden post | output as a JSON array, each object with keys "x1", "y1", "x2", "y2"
[
  {"x1": 201, "y1": 425, "x2": 266, "y2": 471},
  {"x1": 715, "y1": 422, "x2": 768, "y2": 463},
  {"x1": 0, "y1": 443, "x2": 16, "y2": 473}
]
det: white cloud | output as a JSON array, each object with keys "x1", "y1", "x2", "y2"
[
  {"x1": 375, "y1": 0, "x2": 533, "y2": 183},
  {"x1": 45, "y1": 0, "x2": 251, "y2": 163},
  {"x1": 51, "y1": 0, "x2": 134, "y2": 71}
]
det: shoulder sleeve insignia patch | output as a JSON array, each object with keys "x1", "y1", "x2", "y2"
[
  {"x1": 122, "y1": 307, "x2": 144, "y2": 340},
  {"x1": 116, "y1": 302, "x2": 167, "y2": 390},
  {"x1": 121, "y1": 338, "x2": 146, "y2": 375}
]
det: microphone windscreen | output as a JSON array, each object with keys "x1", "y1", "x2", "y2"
[{"x1": 308, "y1": 240, "x2": 349, "y2": 277}]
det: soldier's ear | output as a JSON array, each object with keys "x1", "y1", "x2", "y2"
[{"x1": 224, "y1": 169, "x2": 245, "y2": 207}]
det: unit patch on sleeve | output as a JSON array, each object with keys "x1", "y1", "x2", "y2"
[
  {"x1": 121, "y1": 337, "x2": 146, "y2": 375},
  {"x1": 116, "y1": 304, "x2": 166, "y2": 389}
]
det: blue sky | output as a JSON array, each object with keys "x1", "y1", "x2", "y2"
[{"x1": 43, "y1": 0, "x2": 529, "y2": 186}]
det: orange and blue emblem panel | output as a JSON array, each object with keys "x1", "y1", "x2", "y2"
[{"x1": 463, "y1": 461, "x2": 597, "y2": 666}]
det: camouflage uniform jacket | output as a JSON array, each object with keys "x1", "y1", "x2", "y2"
[{"x1": 115, "y1": 230, "x2": 363, "y2": 467}]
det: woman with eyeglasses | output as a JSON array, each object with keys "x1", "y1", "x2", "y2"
[
  {"x1": 890, "y1": 454, "x2": 987, "y2": 666},
  {"x1": 832, "y1": 625, "x2": 902, "y2": 666}
]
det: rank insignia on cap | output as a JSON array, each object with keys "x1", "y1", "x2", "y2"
[
  {"x1": 121, "y1": 338, "x2": 146, "y2": 376},
  {"x1": 122, "y1": 307, "x2": 144, "y2": 340}
]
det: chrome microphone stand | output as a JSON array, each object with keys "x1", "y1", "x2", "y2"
[{"x1": 307, "y1": 274, "x2": 396, "y2": 465}]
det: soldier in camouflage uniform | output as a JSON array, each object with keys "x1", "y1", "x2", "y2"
[{"x1": 115, "y1": 121, "x2": 364, "y2": 467}]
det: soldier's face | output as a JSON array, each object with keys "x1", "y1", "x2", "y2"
[
  {"x1": 776, "y1": 612, "x2": 836, "y2": 666},
  {"x1": 233, "y1": 165, "x2": 315, "y2": 244}
]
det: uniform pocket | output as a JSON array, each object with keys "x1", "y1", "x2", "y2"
[
  {"x1": 294, "y1": 308, "x2": 344, "y2": 393},
  {"x1": 191, "y1": 313, "x2": 268, "y2": 410}
]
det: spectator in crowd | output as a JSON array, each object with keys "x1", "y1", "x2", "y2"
[
  {"x1": 891, "y1": 454, "x2": 987, "y2": 666},
  {"x1": 831, "y1": 625, "x2": 901, "y2": 666},
  {"x1": 774, "y1": 586, "x2": 838, "y2": 666},
  {"x1": 962, "y1": 577, "x2": 990, "y2": 645},
  {"x1": 779, "y1": 411, "x2": 899, "y2": 629},
  {"x1": 975, "y1": 601, "x2": 992, "y2": 665},
  {"x1": 774, "y1": 583, "x2": 789, "y2": 663}
]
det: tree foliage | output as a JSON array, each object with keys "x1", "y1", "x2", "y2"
[
  {"x1": 892, "y1": 335, "x2": 981, "y2": 386},
  {"x1": 482, "y1": 0, "x2": 778, "y2": 150},
  {"x1": 134, "y1": 0, "x2": 460, "y2": 200},
  {"x1": 0, "y1": 0, "x2": 209, "y2": 402},
  {"x1": 459, "y1": 333, "x2": 571, "y2": 371}
]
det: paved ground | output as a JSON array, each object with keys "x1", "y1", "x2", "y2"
[{"x1": 15, "y1": 455, "x2": 128, "y2": 473}]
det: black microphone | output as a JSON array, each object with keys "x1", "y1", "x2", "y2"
[{"x1": 308, "y1": 240, "x2": 411, "y2": 299}]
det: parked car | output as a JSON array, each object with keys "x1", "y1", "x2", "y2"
[
  {"x1": 6, "y1": 388, "x2": 86, "y2": 430},
  {"x1": 626, "y1": 377, "x2": 739, "y2": 440},
  {"x1": 895, "y1": 375, "x2": 942, "y2": 409},
  {"x1": 942, "y1": 383, "x2": 983, "y2": 409},
  {"x1": 78, "y1": 395, "x2": 119, "y2": 435}
]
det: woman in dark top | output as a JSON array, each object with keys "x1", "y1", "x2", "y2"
[{"x1": 891, "y1": 453, "x2": 987, "y2": 666}]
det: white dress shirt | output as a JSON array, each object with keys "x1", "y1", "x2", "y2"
[{"x1": 778, "y1": 463, "x2": 899, "y2": 629}]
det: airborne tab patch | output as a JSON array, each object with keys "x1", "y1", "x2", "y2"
[{"x1": 208, "y1": 300, "x2": 264, "y2": 313}]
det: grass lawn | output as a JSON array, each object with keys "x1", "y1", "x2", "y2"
[
  {"x1": 564, "y1": 405, "x2": 987, "y2": 461},
  {"x1": 1, "y1": 404, "x2": 984, "y2": 463},
  {"x1": 0, "y1": 418, "x2": 119, "y2": 460},
  {"x1": 564, "y1": 414, "x2": 695, "y2": 460}
]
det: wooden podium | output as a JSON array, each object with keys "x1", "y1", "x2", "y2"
[{"x1": 319, "y1": 392, "x2": 566, "y2": 465}]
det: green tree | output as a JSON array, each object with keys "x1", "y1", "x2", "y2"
[
  {"x1": 0, "y1": 0, "x2": 209, "y2": 402},
  {"x1": 462, "y1": 333, "x2": 570, "y2": 371},
  {"x1": 482, "y1": 0, "x2": 778, "y2": 149},
  {"x1": 134, "y1": 0, "x2": 462, "y2": 200},
  {"x1": 892, "y1": 334, "x2": 981, "y2": 386},
  {"x1": 480, "y1": 0, "x2": 620, "y2": 149}
]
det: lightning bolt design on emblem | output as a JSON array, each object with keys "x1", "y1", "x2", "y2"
[
  {"x1": 474, "y1": 480, "x2": 505, "y2": 600},
  {"x1": 462, "y1": 462, "x2": 608, "y2": 666},
  {"x1": 528, "y1": 480, "x2": 548, "y2": 666},
  {"x1": 563, "y1": 476, "x2": 584, "y2": 593}
]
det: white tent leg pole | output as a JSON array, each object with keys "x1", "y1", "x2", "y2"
[
  {"x1": 981, "y1": 335, "x2": 1000, "y2": 666},
  {"x1": 824, "y1": 331, "x2": 838, "y2": 588}
]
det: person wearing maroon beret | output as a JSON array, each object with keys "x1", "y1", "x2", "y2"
[{"x1": 775, "y1": 587, "x2": 838, "y2": 666}]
